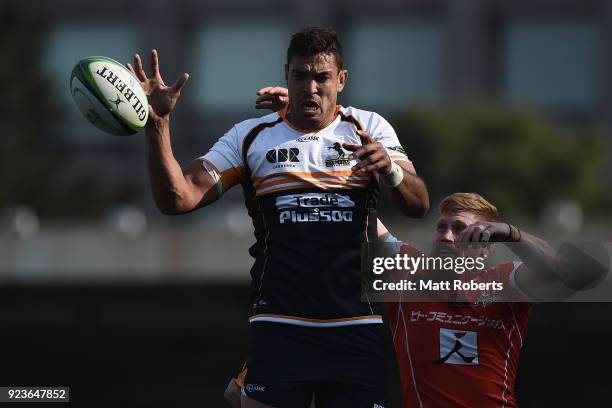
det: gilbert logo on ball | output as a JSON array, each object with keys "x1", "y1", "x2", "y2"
[{"x1": 70, "y1": 56, "x2": 149, "y2": 136}]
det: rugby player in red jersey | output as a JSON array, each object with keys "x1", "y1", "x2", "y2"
[
  {"x1": 379, "y1": 192, "x2": 572, "y2": 408},
  {"x1": 132, "y1": 27, "x2": 429, "y2": 408}
]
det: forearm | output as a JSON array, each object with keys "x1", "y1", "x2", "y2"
[
  {"x1": 508, "y1": 230, "x2": 568, "y2": 285},
  {"x1": 145, "y1": 117, "x2": 195, "y2": 214},
  {"x1": 387, "y1": 167, "x2": 430, "y2": 218}
]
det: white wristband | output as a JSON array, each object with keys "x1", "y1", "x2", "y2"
[{"x1": 383, "y1": 161, "x2": 404, "y2": 188}]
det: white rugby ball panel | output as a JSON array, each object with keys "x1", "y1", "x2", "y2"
[
  {"x1": 71, "y1": 74, "x2": 131, "y2": 136},
  {"x1": 87, "y1": 58, "x2": 148, "y2": 128}
]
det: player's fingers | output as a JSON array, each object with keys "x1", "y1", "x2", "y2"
[
  {"x1": 349, "y1": 144, "x2": 379, "y2": 160},
  {"x1": 134, "y1": 53, "x2": 143, "y2": 72},
  {"x1": 477, "y1": 224, "x2": 492, "y2": 246},
  {"x1": 352, "y1": 152, "x2": 387, "y2": 171},
  {"x1": 356, "y1": 129, "x2": 375, "y2": 144},
  {"x1": 353, "y1": 162, "x2": 377, "y2": 173},
  {"x1": 467, "y1": 225, "x2": 481, "y2": 242},
  {"x1": 458, "y1": 226, "x2": 473, "y2": 245},
  {"x1": 360, "y1": 161, "x2": 389, "y2": 173},
  {"x1": 256, "y1": 94, "x2": 275, "y2": 103},
  {"x1": 462, "y1": 225, "x2": 482, "y2": 250},
  {"x1": 269, "y1": 86, "x2": 289, "y2": 96},
  {"x1": 133, "y1": 54, "x2": 148, "y2": 82},
  {"x1": 470, "y1": 226, "x2": 481, "y2": 244},
  {"x1": 473, "y1": 226, "x2": 485, "y2": 249},
  {"x1": 363, "y1": 151, "x2": 386, "y2": 165},
  {"x1": 348, "y1": 145, "x2": 372, "y2": 159},
  {"x1": 256, "y1": 86, "x2": 274, "y2": 96},
  {"x1": 255, "y1": 101, "x2": 275, "y2": 110},
  {"x1": 151, "y1": 49, "x2": 162, "y2": 80},
  {"x1": 126, "y1": 62, "x2": 141, "y2": 81},
  {"x1": 255, "y1": 100, "x2": 274, "y2": 107},
  {"x1": 170, "y1": 73, "x2": 189, "y2": 93},
  {"x1": 456, "y1": 229, "x2": 470, "y2": 252},
  {"x1": 342, "y1": 143, "x2": 360, "y2": 152},
  {"x1": 480, "y1": 230, "x2": 491, "y2": 245}
]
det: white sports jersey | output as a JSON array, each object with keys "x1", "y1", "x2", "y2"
[{"x1": 201, "y1": 105, "x2": 411, "y2": 327}]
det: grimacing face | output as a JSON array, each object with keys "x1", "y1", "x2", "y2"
[
  {"x1": 432, "y1": 211, "x2": 492, "y2": 259},
  {"x1": 284, "y1": 52, "x2": 348, "y2": 131}
]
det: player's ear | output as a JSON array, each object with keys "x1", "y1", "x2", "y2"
[
  {"x1": 337, "y1": 69, "x2": 348, "y2": 93},
  {"x1": 285, "y1": 64, "x2": 289, "y2": 82}
]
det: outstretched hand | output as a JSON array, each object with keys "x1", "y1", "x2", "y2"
[
  {"x1": 255, "y1": 86, "x2": 289, "y2": 112},
  {"x1": 127, "y1": 49, "x2": 189, "y2": 122}
]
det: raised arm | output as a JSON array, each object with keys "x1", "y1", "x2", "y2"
[
  {"x1": 457, "y1": 222, "x2": 609, "y2": 300},
  {"x1": 344, "y1": 131, "x2": 429, "y2": 218},
  {"x1": 507, "y1": 231, "x2": 608, "y2": 299},
  {"x1": 130, "y1": 50, "x2": 220, "y2": 215}
]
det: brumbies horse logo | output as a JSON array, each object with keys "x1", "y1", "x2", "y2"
[{"x1": 325, "y1": 142, "x2": 351, "y2": 167}]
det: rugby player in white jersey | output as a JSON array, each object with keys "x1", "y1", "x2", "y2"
[{"x1": 130, "y1": 28, "x2": 429, "y2": 407}]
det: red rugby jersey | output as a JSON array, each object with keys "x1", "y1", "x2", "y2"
[{"x1": 385, "y1": 244, "x2": 530, "y2": 408}]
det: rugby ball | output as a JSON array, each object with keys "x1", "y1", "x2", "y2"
[{"x1": 70, "y1": 56, "x2": 148, "y2": 136}]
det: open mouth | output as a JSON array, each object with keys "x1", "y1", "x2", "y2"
[{"x1": 301, "y1": 100, "x2": 320, "y2": 114}]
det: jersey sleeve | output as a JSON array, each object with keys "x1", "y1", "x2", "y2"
[
  {"x1": 483, "y1": 262, "x2": 533, "y2": 302},
  {"x1": 379, "y1": 234, "x2": 428, "y2": 281},
  {"x1": 367, "y1": 112, "x2": 412, "y2": 164},
  {"x1": 199, "y1": 126, "x2": 245, "y2": 194},
  {"x1": 376, "y1": 232, "x2": 405, "y2": 257}
]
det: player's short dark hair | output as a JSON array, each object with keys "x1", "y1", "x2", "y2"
[{"x1": 287, "y1": 27, "x2": 344, "y2": 70}]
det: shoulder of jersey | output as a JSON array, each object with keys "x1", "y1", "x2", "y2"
[
  {"x1": 340, "y1": 106, "x2": 387, "y2": 132},
  {"x1": 233, "y1": 111, "x2": 282, "y2": 137}
]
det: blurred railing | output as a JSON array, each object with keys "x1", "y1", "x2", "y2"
[{"x1": 2, "y1": 219, "x2": 610, "y2": 283}]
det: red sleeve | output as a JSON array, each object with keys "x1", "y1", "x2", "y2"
[{"x1": 478, "y1": 262, "x2": 529, "y2": 302}]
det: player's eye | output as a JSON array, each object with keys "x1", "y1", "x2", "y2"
[{"x1": 453, "y1": 224, "x2": 466, "y2": 234}]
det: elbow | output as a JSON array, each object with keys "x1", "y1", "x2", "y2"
[
  {"x1": 402, "y1": 176, "x2": 430, "y2": 218},
  {"x1": 416, "y1": 197, "x2": 430, "y2": 218},
  {"x1": 402, "y1": 198, "x2": 429, "y2": 218},
  {"x1": 402, "y1": 190, "x2": 430, "y2": 218},
  {"x1": 156, "y1": 189, "x2": 212, "y2": 215},
  {"x1": 156, "y1": 200, "x2": 182, "y2": 215},
  {"x1": 158, "y1": 205, "x2": 182, "y2": 216},
  {"x1": 154, "y1": 192, "x2": 192, "y2": 216}
]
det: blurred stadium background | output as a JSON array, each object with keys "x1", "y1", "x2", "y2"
[{"x1": 1, "y1": 0, "x2": 611, "y2": 406}]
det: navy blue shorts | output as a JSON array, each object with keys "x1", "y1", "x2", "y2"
[{"x1": 243, "y1": 321, "x2": 388, "y2": 408}]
